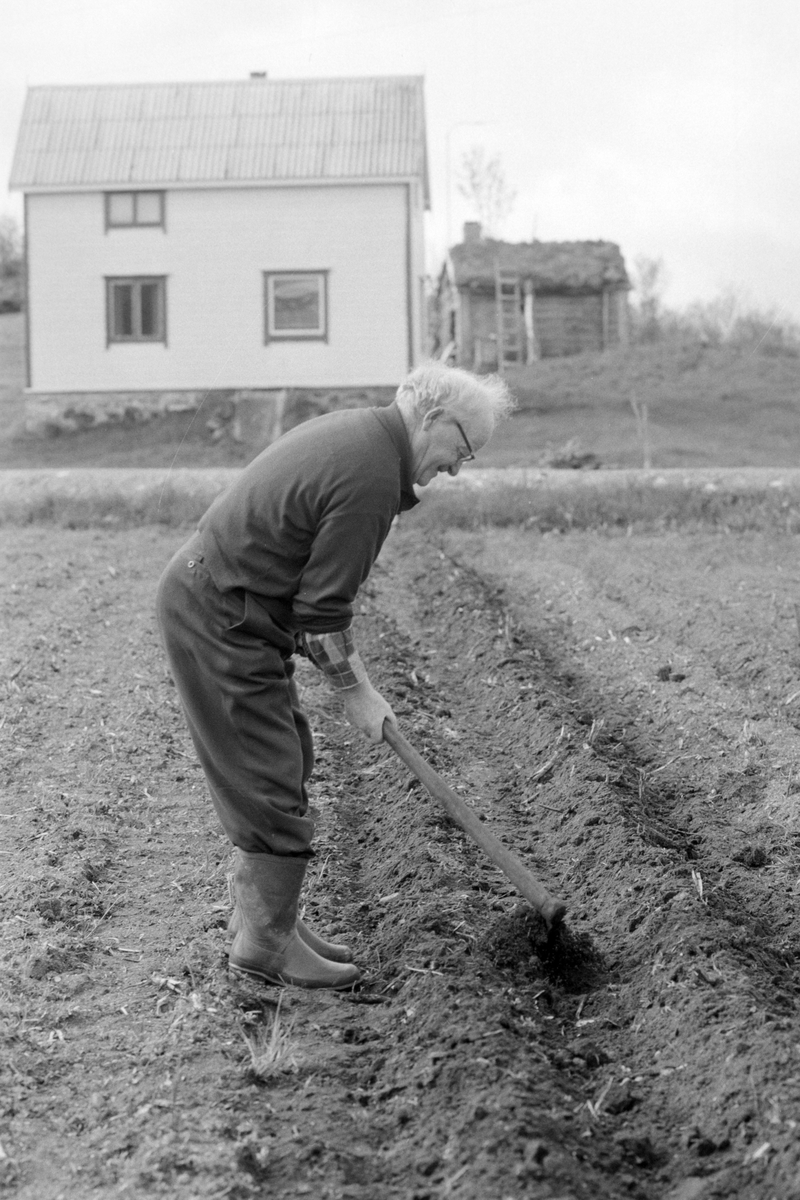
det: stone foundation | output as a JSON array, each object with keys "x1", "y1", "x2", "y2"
[{"x1": 25, "y1": 386, "x2": 398, "y2": 448}]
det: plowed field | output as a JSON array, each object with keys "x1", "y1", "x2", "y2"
[{"x1": 2, "y1": 514, "x2": 800, "y2": 1200}]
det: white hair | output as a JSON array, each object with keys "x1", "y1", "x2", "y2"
[{"x1": 396, "y1": 362, "x2": 516, "y2": 425}]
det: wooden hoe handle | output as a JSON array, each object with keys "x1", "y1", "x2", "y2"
[{"x1": 383, "y1": 721, "x2": 567, "y2": 929}]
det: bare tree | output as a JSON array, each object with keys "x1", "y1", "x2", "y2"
[
  {"x1": 457, "y1": 146, "x2": 516, "y2": 238},
  {"x1": 682, "y1": 287, "x2": 740, "y2": 346},
  {"x1": 631, "y1": 255, "x2": 665, "y2": 341},
  {"x1": 0, "y1": 214, "x2": 23, "y2": 278}
]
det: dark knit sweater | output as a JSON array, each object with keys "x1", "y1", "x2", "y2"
[{"x1": 198, "y1": 402, "x2": 417, "y2": 635}]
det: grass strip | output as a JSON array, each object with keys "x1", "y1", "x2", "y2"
[{"x1": 2, "y1": 466, "x2": 800, "y2": 534}]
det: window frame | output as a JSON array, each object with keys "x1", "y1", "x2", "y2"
[
  {"x1": 105, "y1": 191, "x2": 166, "y2": 231},
  {"x1": 105, "y1": 276, "x2": 168, "y2": 346},
  {"x1": 263, "y1": 271, "x2": 329, "y2": 343}
]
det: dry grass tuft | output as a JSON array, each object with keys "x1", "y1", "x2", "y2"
[{"x1": 241, "y1": 994, "x2": 300, "y2": 1079}]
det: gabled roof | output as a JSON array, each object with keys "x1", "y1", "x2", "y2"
[
  {"x1": 448, "y1": 237, "x2": 629, "y2": 292},
  {"x1": 10, "y1": 76, "x2": 429, "y2": 205}
]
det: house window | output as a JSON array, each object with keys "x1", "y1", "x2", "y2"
[
  {"x1": 106, "y1": 277, "x2": 166, "y2": 344},
  {"x1": 264, "y1": 272, "x2": 328, "y2": 341},
  {"x1": 105, "y1": 191, "x2": 165, "y2": 229}
]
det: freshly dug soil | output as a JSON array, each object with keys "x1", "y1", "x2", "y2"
[{"x1": 2, "y1": 518, "x2": 799, "y2": 1200}]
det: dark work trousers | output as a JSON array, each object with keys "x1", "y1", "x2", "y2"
[{"x1": 155, "y1": 532, "x2": 316, "y2": 857}]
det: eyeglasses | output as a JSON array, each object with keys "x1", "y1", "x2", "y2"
[{"x1": 452, "y1": 418, "x2": 475, "y2": 463}]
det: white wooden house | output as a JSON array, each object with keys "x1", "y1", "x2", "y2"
[{"x1": 9, "y1": 76, "x2": 429, "y2": 432}]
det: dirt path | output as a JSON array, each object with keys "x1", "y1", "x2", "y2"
[{"x1": 1, "y1": 520, "x2": 799, "y2": 1199}]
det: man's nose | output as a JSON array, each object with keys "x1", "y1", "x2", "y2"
[{"x1": 447, "y1": 461, "x2": 463, "y2": 477}]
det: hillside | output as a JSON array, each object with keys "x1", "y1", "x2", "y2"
[
  {"x1": 0, "y1": 312, "x2": 798, "y2": 470},
  {"x1": 492, "y1": 339, "x2": 800, "y2": 469}
]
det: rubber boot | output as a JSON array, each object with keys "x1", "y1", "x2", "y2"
[
  {"x1": 228, "y1": 905, "x2": 354, "y2": 963},
  {"x1": 228, "y1": 851, "x2": 361, "y2": 989}
]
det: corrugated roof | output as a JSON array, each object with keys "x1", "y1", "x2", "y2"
[
  {"x1": 449, "y1": 237, "x2": 630, "y2": 292},
  {"x1": 9, "y1": 76, "x2": 429, "y2": 204}
]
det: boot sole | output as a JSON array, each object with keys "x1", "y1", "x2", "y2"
[{"x1": 229, "y1": 962, "x2": 361, "y2": 991}]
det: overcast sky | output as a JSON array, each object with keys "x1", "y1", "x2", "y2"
[{"x1": 2, "y1": 0, "x2": 799, "y2": 318}]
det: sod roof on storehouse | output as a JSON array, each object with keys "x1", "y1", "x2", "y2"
[
  {"x1": 10, "y1": 76, "x2": 429, "y2": 205},
  {"x1": 449, "y1": 238, "x2": 629, "y2": 293}
]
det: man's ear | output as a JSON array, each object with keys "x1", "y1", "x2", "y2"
[{"x1": 421, "y1": 405, "x2": 445, "y2": 430}]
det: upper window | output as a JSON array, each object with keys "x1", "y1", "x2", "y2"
[
  {"x1": 105, "y1": 191, "x2": 165, "y2": 229},
  {"x1": 264, "y1": 272, "x2": 328, "y2": 341},
  {"x1": 106, "y1": 277, "x2": 166, "y2": 344}
]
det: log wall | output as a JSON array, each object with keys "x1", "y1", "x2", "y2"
[{"x1": 456, "y1": 285, "x2": 628, "y2": 365}]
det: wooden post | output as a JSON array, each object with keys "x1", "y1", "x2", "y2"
[
  {"x1": 494, "y1": 257, "x2": 503, "y2": 372},
  {"x1": 523, "y1": 279, "x2": 538, "y2": 362}
]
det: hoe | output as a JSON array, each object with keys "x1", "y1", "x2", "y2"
[{"x1": 383, "y1": 721, "x2": 568, "y2": 930}]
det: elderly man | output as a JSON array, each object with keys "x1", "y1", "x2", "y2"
[{"x1": 156, "y1": 363, "x2": 513, "y2": 990}]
